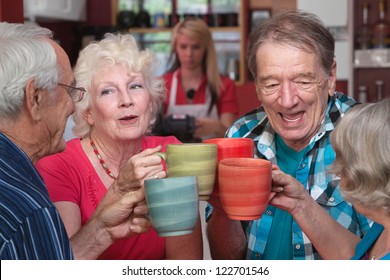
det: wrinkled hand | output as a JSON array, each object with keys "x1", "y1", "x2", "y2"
[
  {"x1": 92, "y1": 187, "x2": 151, "y2": 242},
  {"x1": 114, "y1": 146, "x2": 167, "y2": 193},
  {"x1": 269, "y1": 169, "x2": 309, "y2": 214},
  {"x1": 92, "y1": 146, "x2": 167, "y2": 243}
]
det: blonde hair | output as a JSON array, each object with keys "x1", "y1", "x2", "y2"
[
  {"x1": 72, "y1": 32, "x2": 165, "y2": 137},
  {"x1": 168, "y1": 17, "x2": 222, "y2": 113},
  {"x1": 330, "y1": 98, "x2": 390, "y2": 215}
]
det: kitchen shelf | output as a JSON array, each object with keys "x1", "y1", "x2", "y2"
[{"x1": 350, "y1": 0, "x2": 390, "y2": 102}]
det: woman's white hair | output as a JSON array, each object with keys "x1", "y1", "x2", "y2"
[
  {"x1": 330, "y1": 98, "x2": 390, "y2": 215},
  {"x1": 72, "y1": 32, "x2": 165, "y2": 138}
]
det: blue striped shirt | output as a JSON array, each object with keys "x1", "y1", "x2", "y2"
[
  {"x1": 207, "y1": 93, "x2": 372, "y2": 260},
  {"x1": 0, "y1": 133, "x2": 73, "y2": 259}
]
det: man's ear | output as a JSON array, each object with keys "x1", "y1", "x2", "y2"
[
  {"x1": 255, "y1": 81, "x2": 263, "y2": 103},
  {"x1": 24, "y1": 79, "x2": 45, "y2": 121},
  {"x1": 327, "y1": 61, "x2": 337, "y2": 97}
]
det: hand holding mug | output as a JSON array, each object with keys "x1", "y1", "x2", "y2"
[
  {"x1": 92, "y1": 183, "x2": 152, "y2": 242},
  {"x1": 115, "y1": 146, "x2": 166, "y2": 193}
]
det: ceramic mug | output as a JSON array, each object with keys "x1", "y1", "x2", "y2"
[
  {"x1": 203, "y1": 138, "x2": 254, "y2": 195},
  {"x1": 155, "y1": 143, "x2": 217, "y2": 200},
  {"x1": 218, "y1": 158, "x2": 271, "y2": 220},
  {"x1": 144, "y1": 176, "x2": 199, "y2": 237}
]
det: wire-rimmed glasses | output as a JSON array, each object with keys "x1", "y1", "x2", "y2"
[{"x1": 57, "y1": 83, "x2": 86, "y2": 102}]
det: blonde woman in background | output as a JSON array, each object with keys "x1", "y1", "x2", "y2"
[{"x1": 161, "y1": 17, "x2": 239, "y2": 142}]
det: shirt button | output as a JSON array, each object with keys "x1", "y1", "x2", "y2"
[
  {"x1": 295, "y1": 244, "x2": 301, "y2": 250},
  {"x1": 266, "y1": 210, "x2": 272, "y2": 216},
  {"x1": 300, "y1": 163, "x2": 306, "y2": 169},
  {"x1": 255, "y1": 253, "x2": 260, "y2": 258},
  {"x1": 329, "y1": 197, "x2": 335, "y2": 203}
]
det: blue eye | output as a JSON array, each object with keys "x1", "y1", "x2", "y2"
[
  {"x1": 129, "y1": 83, "x2": 143, "y2": 90},
  {"x1": 101, "y1": 88, "x2": 114, "y2": 95}
]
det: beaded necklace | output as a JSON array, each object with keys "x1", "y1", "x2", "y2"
[{"x1": 90, "y1": 138, "x2": 117, "y2": 179}]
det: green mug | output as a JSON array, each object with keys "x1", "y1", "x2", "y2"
[{"x1": 155, "y1": 143, "x2": 217, "y2": 200}]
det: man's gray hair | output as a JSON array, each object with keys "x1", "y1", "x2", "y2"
[{"x1": 0, "y1": 22, "x2": 60, "y2": 120}]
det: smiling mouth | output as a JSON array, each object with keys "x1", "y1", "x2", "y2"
[{"x1": 281, "y1": 113, "x2": 302, "y2": 123}]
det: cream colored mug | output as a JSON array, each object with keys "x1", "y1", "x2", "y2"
[{"x1": 155, "y1": 143, "x2": 217, "y2": 200}]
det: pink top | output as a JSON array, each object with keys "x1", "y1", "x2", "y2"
[{"x1": 36, "y1": 136, "x2": 180, "y2": 259}]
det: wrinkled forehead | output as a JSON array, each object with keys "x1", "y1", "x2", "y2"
[{"x1": 256, "y1": 41, "x2": 322, "y2": 71}]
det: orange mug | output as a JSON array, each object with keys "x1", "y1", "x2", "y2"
[
  {"x1": 203, "y1": 138, "x2": 254, "y2": 195},
  {"x1": 218, "y1": 158, "x2": 271, "y2": 220}
]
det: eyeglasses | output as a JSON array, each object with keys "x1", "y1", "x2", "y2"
[{"x1": 57, "y1": 83, "x2": 86, "y2": 103}]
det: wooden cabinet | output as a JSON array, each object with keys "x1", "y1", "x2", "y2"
[{"x1": 350, "y1": 0, "x2": 390, "y2": 102}]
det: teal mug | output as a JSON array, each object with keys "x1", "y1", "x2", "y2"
[{"x1": 144, "y1": 176, "x2": 199, "y2": 237}]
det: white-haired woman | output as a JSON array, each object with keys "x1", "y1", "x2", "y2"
[
  {"x1": 36, "y1": 33, "x2": 203, "y2": 260},
  {"x1": 329, "y1": 98, "x2": 390, "y2": 260}
]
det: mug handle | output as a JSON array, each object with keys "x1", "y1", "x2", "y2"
[{"x1": 154, "y1": 152, "x2": 167, "y2": 161}]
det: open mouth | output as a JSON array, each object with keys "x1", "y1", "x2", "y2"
[
  {"x1": 281, "y1": 113, "x2": 303, "y2": 123},
  {"x1": 282, "y1": 116, "x2": 300, "y2": 122},
  {"x1": 120, "y1": 115, "x2": 137, "y2": 121},
  {"x1": 119, "y1": 115, "x2": 138, "y2": 124}
]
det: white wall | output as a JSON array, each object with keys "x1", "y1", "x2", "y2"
[
  {"x1": 63, "y1": 117, "x2": 76, "y2": 141},
  {"x1": 297, "y1": 0, "x2": 350, "y2": 80},
  {"x1": 297, "y1": 0, "x2": 347, "y2": 26},
  {"x1": 24, "y1": 0, "x2": 86, "y2": 21}
]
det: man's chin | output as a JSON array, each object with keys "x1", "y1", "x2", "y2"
[
  {"x1": 54, "y1": 138, "x2": 67, "y2": 154},
  {"x1": 277, "y1": 129, "x2": 311, "y2": 147}
]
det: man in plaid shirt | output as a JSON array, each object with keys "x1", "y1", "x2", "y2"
[{"x1": 206, "y1": 10, "x2": 372, "y2": 260}]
